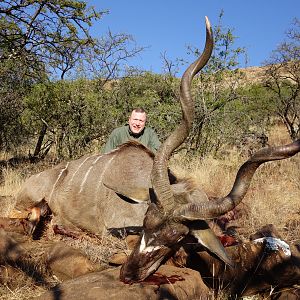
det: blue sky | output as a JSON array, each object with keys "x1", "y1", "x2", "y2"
[{"x1": 88, "y1": 1, "x2": 299, "y2": 74}]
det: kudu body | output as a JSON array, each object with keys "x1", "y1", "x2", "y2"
[
  {"x1": 13, "y1": 17, "x2": 300, "y2": 284},
  {"x1": 16, "y1": 143, "x2": 153, "y2": 234},
  {"x1": 15, "y1": 142, "x2": 208, "y2": 235}
]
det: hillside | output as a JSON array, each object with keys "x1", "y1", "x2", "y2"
[
  {"x1": 239, "y1": 65, "x2": 269, "y2": 84},
  {"x1": 238, "y1": 61, "x2": 299, "y2": 85}
]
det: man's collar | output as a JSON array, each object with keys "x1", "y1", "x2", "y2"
[{"x1": 127, "y1": 125, "x2": 145, "y2": 138}]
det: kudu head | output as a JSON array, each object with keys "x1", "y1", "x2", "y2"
[{"x1": 120, "y1": 17, "x2": 300, "y2": 283}]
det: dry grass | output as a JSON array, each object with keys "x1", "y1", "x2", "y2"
[
  {"x1": 0, "y1": 168, "x2": 22, "y2": 216},
  {"x1": 0, "y1": 167, "x2": 23, "y2": 196},
  {"x1": 0, "y1": 124, "x2": 299, "y2": 299},
  {"x1": 0, "y1": 281, "x2": 47, "y2": 300},
  {"x1": 49, "y1": 230, "x2": 128, "y2": 267},
  {"x1": 170, "y1": 126, "x2": 300, "y2": 243}
]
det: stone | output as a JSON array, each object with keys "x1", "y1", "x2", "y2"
[
  {"x1": 37, "y1": 265, "x2": 211, "y2": 300},
  {"x1": 46, "y1": 242, "x2": 100, "y2": 281}
]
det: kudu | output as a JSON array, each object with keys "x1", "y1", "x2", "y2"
[
  {"x1": 12, "y1": 16, "x2": 300, "y2": 284},
  {"x1": 119, "y1": 17, "x2": 300, "y2": 283}
]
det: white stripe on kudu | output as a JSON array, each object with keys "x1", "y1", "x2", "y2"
[
  {"x1": 95, "y1": 155, "x2": 115, "y2": 200},
  {"x1": 69, "y1": 155, "x2": 94, "y2": 185},
  {"x1": 79, "y1": 154, "x2": 105, "y2": 193},
  {"x1": 49, "y1": 162, "x2": 69, "y2": 204}
]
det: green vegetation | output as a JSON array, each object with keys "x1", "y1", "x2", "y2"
[{"x1": 0, "y1": 2, "x2": 299, "y2": 161}]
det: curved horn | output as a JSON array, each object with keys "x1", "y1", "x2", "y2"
[
  {"x1": 151, "y1": 17, "x2": 213, "y2": 213},
  {"x1": 174, "y1": 139, "x2": 300, "y2": 219}
]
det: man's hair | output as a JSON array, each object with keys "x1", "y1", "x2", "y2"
[{"x1": 132, "y1": 107, "x2": 146, "y2": 114}]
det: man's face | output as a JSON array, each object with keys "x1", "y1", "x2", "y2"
[{"x1": 128, "y1": 111, "x2": 146, "y2": 134}]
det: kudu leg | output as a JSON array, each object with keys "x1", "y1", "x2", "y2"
[{"x1": 0, "y1": 217, "x2": 33, "y2": 235}]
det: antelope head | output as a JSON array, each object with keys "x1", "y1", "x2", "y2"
[{"x1": 120, "y1": 17, "x2": 300, "y2": 283}]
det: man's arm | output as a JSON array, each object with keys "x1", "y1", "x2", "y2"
[
  {"x1": 148, "y1": 129, "x2": 161, "y2": 153},
  {"x1": 102, "y1": 130, "x2": 119, "y2": 154}
]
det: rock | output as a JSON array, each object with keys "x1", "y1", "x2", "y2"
[
  {"x1": 36, "y1": 265, "x2": 211, "y2": 300},
  {"x1": 0, "y1": 230, "x2": 99, "y2": 282},
  {"x1": 46, "y1": 242, "x2": 100, "y2": 281}
]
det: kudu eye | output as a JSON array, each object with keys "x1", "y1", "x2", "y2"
[{"x1": 160, "y1": 223, "x2": 189, "y2": 246}]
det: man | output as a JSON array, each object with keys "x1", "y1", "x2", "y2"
[{"x1": 102, "y1": 108, "x2": 161, "y2": 153}]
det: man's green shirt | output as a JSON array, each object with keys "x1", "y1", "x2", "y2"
[{"x1": 102, "y1": 125, "x2": 161, "y2": 154}]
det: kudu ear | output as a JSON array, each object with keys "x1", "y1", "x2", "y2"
[{"x1": 103, "y1": 143, "x2": 154, "y2": 203}]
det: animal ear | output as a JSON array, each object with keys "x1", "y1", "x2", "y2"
[
  {"x1": 102, "y1": 143, "x2": 154, "y2": 203},
  {"x1": 189, "y1": 221, "x2": 233, "y2": 267}
]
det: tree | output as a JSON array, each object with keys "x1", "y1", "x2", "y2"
[
  {"x1": 0, "y1": 0, "x2": 104, "y2": 79},
  {"x1": 264, "y1": 18, "x2": 300, "y2": 141},
  {"x1": 23, "y1": 79, "x2": 110, "y2": 159},
  {"x1": 0, "y1": 57, "x2": 37, "y2": 152},
  {"x1": 77, "y1": 30, "x2": 145, "y2": 83},
  {"x1": 0, "y1": 0, "x2": 103, "y2": 152}
]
